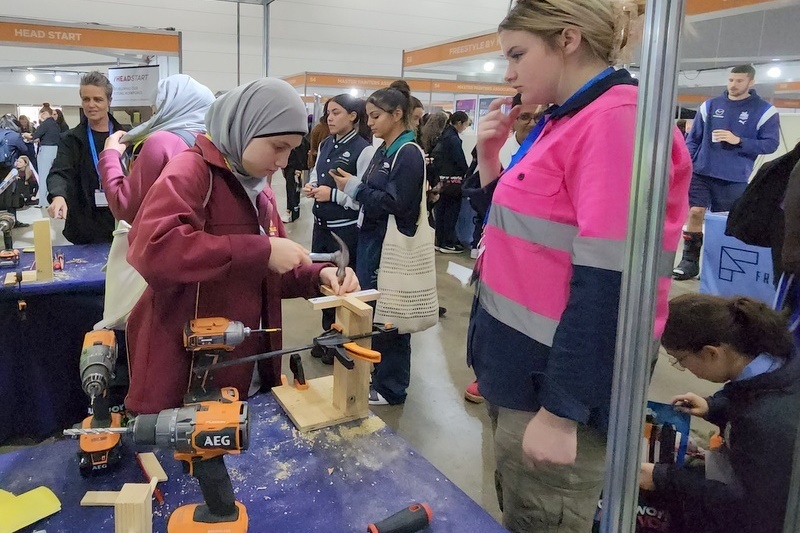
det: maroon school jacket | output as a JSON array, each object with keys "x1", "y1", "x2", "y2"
[{"x1": 126, "y1": 135, "x2": 326, "y2": 414}]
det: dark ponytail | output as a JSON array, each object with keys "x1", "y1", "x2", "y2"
[
  {"x1": 662, "y1": 294, "x2": 794, "y2": 360},
  {"x1": 329, "y1": 93, "x2": 372, "y2": 142},
  {"x1": 367, "y1": 80, "x2": 413, "y2": 129}
]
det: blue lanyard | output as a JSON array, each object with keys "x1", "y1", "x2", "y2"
[
  {"x1": 505, "y1": 67, "x2": 615, "y2": 175},
  {"x1": 87, "y1": 119, "x2": 113, "y2": 190}
]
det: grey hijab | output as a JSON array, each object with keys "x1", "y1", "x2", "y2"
[
  {"x1": 122, "y1": 74, "x2": 215, "y2": 145},
  {"x1": 205, "y1": 78, "x2": 307, "y2": 206}
]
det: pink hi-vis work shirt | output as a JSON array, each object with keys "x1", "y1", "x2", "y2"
[{"x1": 469, "y1": 73, "x2": 693, "y2": 429}]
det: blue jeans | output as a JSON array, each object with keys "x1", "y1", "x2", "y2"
[{"x1": 356, "y1": 228, "x2": 411, "y2": 405}]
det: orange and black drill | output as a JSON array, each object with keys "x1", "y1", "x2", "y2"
[
  {"x1": 65, "y1": 386, "x2": 250, "y2": 533},
  {"x1": 76, "y1": 329, "x2": 124, "y2": 477}
]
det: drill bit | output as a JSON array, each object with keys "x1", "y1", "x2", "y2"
[{"x1": 64, "y1": 427, "x2": 129, "y2": 437}]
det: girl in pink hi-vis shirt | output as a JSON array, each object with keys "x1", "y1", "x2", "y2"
[{"x1": 466, "y1": 1, "x2": 693, "y2": 531}]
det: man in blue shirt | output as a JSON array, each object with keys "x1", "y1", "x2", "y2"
[{"x1": 673, "y1": 65, "x2": 780, "y2": 280}]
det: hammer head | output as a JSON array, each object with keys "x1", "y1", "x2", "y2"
[{"x1": 330, "y1": 233, "x2": 349, "y2": 282}]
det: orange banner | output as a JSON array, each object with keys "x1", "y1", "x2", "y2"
[
  {"x1": 677, "y1": 94, "x2": 711, "y2": 105},
  {"x1": 0, "y1": 20, "x2": 179, "y2": 54},
  {"x1": 284, "y1": 73, "x2": 514, "y2": 97},
  {"x1": 773, "y1": 98, "x2": 800, "y2": 108},
  {"x1": 775, "y1": 81, "x2": 800, "y2": 93},
  {"x1": 430, "y1": 80, "x2": 515, "y2": 96},
  {"x1": 282, "y1": 74, "x2": 307, "y2": 87},
  {"x1": 687, "y1": 0, "x2": 783, "y2": 16},
  {"x1": 404, "y1": 34, "x2": 500, "y2": 68}
]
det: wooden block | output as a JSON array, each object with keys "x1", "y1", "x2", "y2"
[
  {"x1": 3, "y1": 271, "x2": 36, "y2": 286},
  {"x1": 309, "y1": 289, "x2": 380, "y2": 311},
  {"x1": 32, "y1": 219, "x2": 53, "y2": 282},
  {"x1": 273, "y1": 375, "x2": 363, "y2": 432},
  {"x1": 331, "y1": 303, "x2": 372, "y2": 417},
  {"x1": 80, "y1": 491, "x2": 119, "y2": 507},
  {"x1": 114, "y1": 483, "x2": 154, "y2": 533},
  {"x1": 138, "y1": 452, "x2": 168, "y2": 482}
]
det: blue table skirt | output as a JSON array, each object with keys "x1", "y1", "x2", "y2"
[
  {"x1": 0, "y1": 393, "x2": 506, "y2": 533},
  {"x1": 0, "y1": 244, "x2": 111, "y2": 443}
]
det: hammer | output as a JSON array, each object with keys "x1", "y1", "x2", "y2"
[{"x1": 309, "y1": 232, "x2": 349, "y2": 284}]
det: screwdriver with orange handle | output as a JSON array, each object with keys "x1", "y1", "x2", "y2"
[{"x1": 368, "y1": 503, "x2": 432, "y2": 533}]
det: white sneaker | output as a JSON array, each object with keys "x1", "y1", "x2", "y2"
[
  {"x1": 280, "y1": 212, "x2": 293, "y2": 224},
  {"x1": 368, "y1": 388, "x2": 389, "y2": 406},
  {"x1": 470, "y1": 248, "x2": 479, "y2": 259}
]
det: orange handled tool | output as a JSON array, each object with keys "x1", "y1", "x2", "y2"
[{"x1": 368, "y1": 503, "x2": 432, "y2": 533}]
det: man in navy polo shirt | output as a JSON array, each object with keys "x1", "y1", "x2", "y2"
[{"x1": 673, "y1": 65, "x2": 780, "y2": 280}]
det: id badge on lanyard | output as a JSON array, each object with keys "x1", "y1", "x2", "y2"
[{"x1": 88, "y1": 120, "x2": 113, "y2": 207}]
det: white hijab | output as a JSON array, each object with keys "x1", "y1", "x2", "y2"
[{"x1": 122, "y1": 74, "x2": 215, "y2": 145}]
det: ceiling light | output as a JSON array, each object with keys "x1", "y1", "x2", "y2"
[
  {"x1": 349, "y1": 88, "x2": 359, "y2": 97},
  {"x1": 772, "y1": 58, "x2": 781, "y2": 62},
  {"x1": 483, "y1": 61, "x2": 496, "y2": 72},
  {"x1": 54, "y1": 74, "x2": 62, "y2": 82},
  {"x1": 768, "y1": 67, "x2": 782, "y2": 78},
  {"x1": 25, "y1": 73, "x2": 35, "y2": 82}
]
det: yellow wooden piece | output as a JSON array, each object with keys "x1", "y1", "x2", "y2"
[
  {"x1": 0, "y1": 487, "x2": 61, "y2": 533},
  {"x1": 3, "y1": 270, "x2": 36, "y2": 286},
  {"x1": 32, "y1": 218, "x2": 53, "y2": 282}
]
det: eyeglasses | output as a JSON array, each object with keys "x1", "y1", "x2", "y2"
[{"x1": 668, "y1": 353, "x2": 688, "y2": 371}]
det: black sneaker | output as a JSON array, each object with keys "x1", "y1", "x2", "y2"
[
  {"x1": 13, "y1": 221, "x2": 29, "y2": 228},
  {"x1": 438, "y1": 245, "x2": 461, "y2": 254},
  {"x1": 672, "y1": 259, "x2": 699, "y2": 281},
  {"x1": 439, "y1": 307, "x2": 447, "y2": 317}
]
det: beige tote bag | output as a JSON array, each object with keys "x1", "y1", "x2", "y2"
[{"x1": 374, "y1": 142, "x2": 439, "y2": 334}]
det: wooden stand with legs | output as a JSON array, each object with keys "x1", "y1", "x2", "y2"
[
  {"x1": 272, "y1": 288, "x2": 380, "y2": 432},
  {"x1": 3, "y1": 218, "x2": 53, "y2": 286}
]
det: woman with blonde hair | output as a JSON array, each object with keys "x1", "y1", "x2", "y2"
[{"x1": 467, "y1": 1, "x2": 692, "y2": 530}]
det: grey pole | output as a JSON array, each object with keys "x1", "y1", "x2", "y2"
[
  {"x1": 262, "y1": 0, "x2": 270, "y2": 77},
  {"x1": 600, "y1": 1, "x2": 686, "y2": 532},
  {"x1": 236, "y1": 2, "x2": 241, "y2": 85}
]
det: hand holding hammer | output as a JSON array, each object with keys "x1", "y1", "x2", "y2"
[{"x1": 309, "y1": 232, "x2": 360, "y2": 294}]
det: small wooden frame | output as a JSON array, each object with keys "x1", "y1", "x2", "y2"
[
  {"x1": 273, "y1": 288, "x2": 380, "y2": 432},
  {"x1": 2, "y1": 219, "x2": 54, "y2": 286},
  {"x1": 138, "y1": 452, "x2": 168, "y2": 483},
  {"x1": 80, "y1": 479, "x2": 157, "y2": 533}
]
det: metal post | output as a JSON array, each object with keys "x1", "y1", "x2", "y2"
[
  {"x1": 236, "y1": 2, "x2": 241, "y2": 85},
  {"x1": 783, "y1": 425, "x2": 800, "y2": 532},
  {"x1": 600, "y1": 1, "x2": 686, "y2": 532},
  {"x1": 262, "y1": 0, "x2": 270, "y2": 77}
]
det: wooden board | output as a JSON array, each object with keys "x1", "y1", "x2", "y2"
[
  {"x1": 32, "y1": 219, "x2": 53, "y2": 282},
  {"x1": 80, "y1": 491, "x2": 119, "y2": 507},
  {"x1": 3, "y1": 271, "x2": 36, "y2": 286},
  {"x1": 272, "y1": 375, "x2": 364, "y2": 432},
  {"x1": 137, "y1": 452, "x2": 168, "y2": 483}
]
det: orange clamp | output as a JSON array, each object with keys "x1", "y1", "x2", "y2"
[{"x1": 344, "y1": 342, "x2": 381, "y2": 363}]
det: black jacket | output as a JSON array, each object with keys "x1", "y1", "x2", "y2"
[
  {"x1": 431, "y1": 125, "x2": 468, "y2": 183},
  {"x1": 653, "y1": 355, "x2": 800, "y2": 533},
  {"x1": 32, "y1": 117, "x2": 62, "y2": 146},
  {"x1": 47, "y1": 115, "x2": 125, "y2": 244}
]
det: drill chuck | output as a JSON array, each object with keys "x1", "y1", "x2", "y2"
[{"x1": 79, "y1": 331, "x2": 118, "y2": 399}]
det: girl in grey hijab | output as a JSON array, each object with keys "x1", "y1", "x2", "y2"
[
  {"x1": 123, "y1": 78, "x2": 359, "y2": 417},
  {"x1": 204, "y1": 77, "x2": 308, "y2": 206}
]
